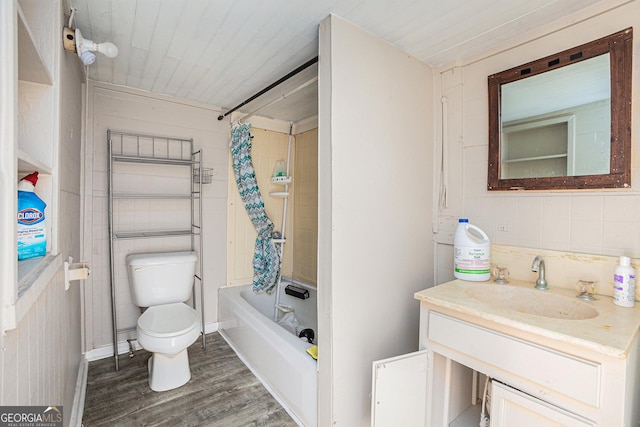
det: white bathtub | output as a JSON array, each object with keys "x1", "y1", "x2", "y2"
[{"x1": 219, "y1": 278, "x2": 318, "y2": 427}]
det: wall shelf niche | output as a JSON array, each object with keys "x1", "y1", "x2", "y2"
[{"x1": 17, "y1": 4, "x2": 52, "y2": 85}]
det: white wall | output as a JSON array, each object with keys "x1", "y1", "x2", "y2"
[
  {"x1": 0, "y1": 2, "x2": 84, "y2": 424},
  {"x1": 434, "y1": 0, "x2": 640, "y2": 283},
  {"x1": 318, "y1": 15, "x2": 435, "y2": 426},
  {"x1": 83, "y1": 82, "x2": 229, "y2": 353}
]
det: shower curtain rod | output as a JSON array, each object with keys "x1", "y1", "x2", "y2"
[
  {"x1": 237, "y1": 76, "x2": 318, "y2": 124},
  {"x1": 217, "y1": 56, "x2": 318, "y2": 121}
]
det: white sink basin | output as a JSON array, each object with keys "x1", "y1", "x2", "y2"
[{"x1": 465, "y1": 284, "x2": 598, "y2": 320}]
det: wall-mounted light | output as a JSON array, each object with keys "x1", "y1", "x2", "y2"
[{"x1": 63, "y1": 26, "x2": 118, "y2": 66}]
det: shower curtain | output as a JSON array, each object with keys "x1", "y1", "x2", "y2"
[{"x1": 229, "y1": 123, "x2": 281, "y2": 293}]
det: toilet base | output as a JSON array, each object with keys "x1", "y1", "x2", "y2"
[{"x1": 147, "y1": 349, "x2": 191, "y2": 392}]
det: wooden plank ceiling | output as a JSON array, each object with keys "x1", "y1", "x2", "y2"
[{"x1": 68, "y1": 0, "x2": 606, "y2": 123}]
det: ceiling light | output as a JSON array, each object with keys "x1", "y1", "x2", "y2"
[{"x1": 63, "y1": 27, "x2": 118, "y2": 66}]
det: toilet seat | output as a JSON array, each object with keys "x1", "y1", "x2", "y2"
[{"x1": 138, "y1": 303, "x2": 198, "y2": 338}]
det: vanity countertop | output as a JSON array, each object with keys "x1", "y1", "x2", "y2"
[{"x1": 415, "y1": 279, "x2": 640, "y2": 359}]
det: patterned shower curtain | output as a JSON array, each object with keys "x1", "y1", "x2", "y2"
[{"x1": 229, "y1": 123, "x2": 281, "y2": 293}]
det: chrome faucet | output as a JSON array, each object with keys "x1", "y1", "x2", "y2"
[{"x1": 531, "y1": 256, "x2": 549, "y2": 290}]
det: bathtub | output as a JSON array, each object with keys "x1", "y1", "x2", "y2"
[{"x1": 218, "y1": 278, "x2": 318, "y2": 427}]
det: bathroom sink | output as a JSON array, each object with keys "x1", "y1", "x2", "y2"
[{"x1": 465, "y1": 284, "x2": 598, "y2": 320}]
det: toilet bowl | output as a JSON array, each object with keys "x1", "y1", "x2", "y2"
[
  {"x1": 126, "y1": 251, "x2": 200, "y2": 392},
  {"x1": 137, "y1": 303, "x2": 200, "y2": 392}
]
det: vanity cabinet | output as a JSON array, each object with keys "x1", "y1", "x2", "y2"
[
  {"x1": 371, "y1": 280, "x2": 640, "y2": 426},
  {"x1": 490, "y1": 381, "x2": 594, "y2": 427},
  {"x1": 425, "y1": 308, "x2": 600, "y2": 425}
]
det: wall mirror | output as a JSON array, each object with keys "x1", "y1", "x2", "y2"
[{"x1": 488, "y1": 28, "x2": 632, "y2": 191}]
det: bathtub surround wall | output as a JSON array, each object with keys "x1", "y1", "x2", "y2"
[
  {"x1": 292, "y1": 129, "x2": 318, "y2": 285},
  {"x1": 226, "y1": 124, "x2": 318, "y2": 287},
  {"x1": 226, "y1": 127, "x2": 295, "y2": 285},
  {"x1": 83, "y1": 82, "x2": 229, "y2": 355},
  {"x1": 0, "y1": 1, "x2": 84, "y2": 425},
  {"x1": 318, "y1": 15, "x2": 435, "y2": 425},
  {"x1": 433, "y1": 0, "x2": 640, "y2": 285},
  {"x1": 229, "y1": 124, "x2": 282, "y2": 293}
]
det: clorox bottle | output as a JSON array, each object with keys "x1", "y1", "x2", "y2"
[
  {"x1": 454, "y1": 218, "x2": 490, "y2": 281},
  {"x1": 17, "y1": 171, "x2": 47, "y2": 260}
]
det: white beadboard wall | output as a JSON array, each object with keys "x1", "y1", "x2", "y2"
[
  {"x1": 433, "y1": 1, "x2": 640, "y2": 284},
  {"x1": 83, "y1": 82, "x2": 229, "y2": 352},
  {"x1": 0, "y1": 1, "x2": 84, "y2": 424}
]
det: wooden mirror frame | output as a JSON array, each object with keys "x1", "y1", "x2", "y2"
[{"x1": 487, "y1": 28, "x2": 632, "y2": 191}]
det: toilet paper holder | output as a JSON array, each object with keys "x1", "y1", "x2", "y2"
[{"x1": 64, "y1": 256, "x2": 90, "y2": 290}]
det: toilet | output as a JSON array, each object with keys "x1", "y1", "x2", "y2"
[{"x1": 126, "y1": 251, "x2": 200, "y2": 392}]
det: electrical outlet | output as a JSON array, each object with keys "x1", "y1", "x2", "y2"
[{"x1": 498, "y1": 224, "x2": 510, "y2": 232}]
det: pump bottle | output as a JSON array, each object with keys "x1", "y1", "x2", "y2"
[{"x1": 614, "y1": 256, "x2": 636, "y2": 308}]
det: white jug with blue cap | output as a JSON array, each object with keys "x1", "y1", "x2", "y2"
[{"x1": 454, "y1": 218, "x2": 490, "y2": 281}]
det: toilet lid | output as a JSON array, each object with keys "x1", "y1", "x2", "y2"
[{"x1": 138, "y1": 303, "x2": 199, "y2": 338}]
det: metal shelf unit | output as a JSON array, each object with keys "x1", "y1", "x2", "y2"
[{"x1": 107, "y1": 130, "x2": 205, "y2": 371}]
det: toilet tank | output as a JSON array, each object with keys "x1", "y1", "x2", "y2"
[{"x1": 126, "y1": 251, "x2": 198, "y2": 307}]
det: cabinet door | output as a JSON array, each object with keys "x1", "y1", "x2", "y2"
[
  {"x1": 490, "y1": 381, "x2": 596, "y2": 427},
  {"x1": 371, "y1": 350, "x2": 429, "y2": 427}
]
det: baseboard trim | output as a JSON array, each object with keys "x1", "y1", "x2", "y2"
[
  {"x1": 85, "y1": 321, "x2": 219, "y2": 361},
  {"x1": 204, "y1": 321, "x2": 219, "y2": 335},
  {"x1": 69, "y1": 358, "x2": 88, "y2": 427}
]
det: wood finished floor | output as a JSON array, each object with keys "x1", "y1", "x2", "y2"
[{"x1": 82, "y1": 332, "x2": 298, "y2": 426}]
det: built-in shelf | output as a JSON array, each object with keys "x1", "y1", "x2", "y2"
[
  {"x1": 17, "y1": 254, "x2": 55, "y2": 290},
  {"x1": 14, "y1": 1, "x2": 56, "y2": 303},
  {"x1": 17, "y1": 5, "x2": 52, "y2": 85},
  {"x1": 502, "y1": 153, "x2": 568, "y2": 164},
  {"x1": 501, "y1": 114, "x2": 573, "y2": 179},
  {"x1": 3, "y1": 0, "x2": 58, "y2": 333},
  {"x1": 18, "y1": 149, "x2": 53, "y2": 174}
]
